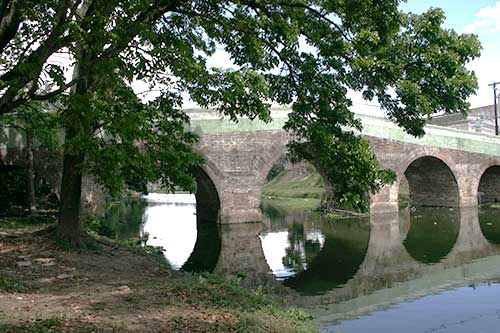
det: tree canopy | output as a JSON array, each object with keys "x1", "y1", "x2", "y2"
[{"x1": 0, "y1": 0, "x2": 481, "y2": 244}]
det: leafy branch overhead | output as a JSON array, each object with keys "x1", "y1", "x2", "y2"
[{"x1": 0, "y1": 0, "x2": 480, "y2": 214}]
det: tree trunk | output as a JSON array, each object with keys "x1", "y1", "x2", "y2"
[
  {"x1": 321, "y1": 181, "x2": 336, "y2": 211},
  {"x1": 56, "y1": 44, "x2": 91, "y2": 247},
  {"x1": 25, "y1": 132, "x2": 36, "y2": 212},
  {"x1": 314, "y1": 164, "x2": 336, "y2": 211},
  {"x1": 57, "y1": 128, "x2": 84, "y2": 247}
]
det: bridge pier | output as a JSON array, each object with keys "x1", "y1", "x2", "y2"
[
  {"x1": 219, "y1": 188, "x2": 263, "y2": 223},
  {"x1": 370, "y1": 183, "x2": 399, "y2": 215}
]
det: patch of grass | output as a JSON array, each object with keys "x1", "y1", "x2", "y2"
[
  {"x1": 163, "y1": 274, "x2": 272, "y2": 310},
  {"x1": 263, "y1": 171, "x2": 324, "y2": 200},
  {"x1": 262, "y1": 165, "x2": 324, "y2": 213},
  {"x1": 0, "y1": 276, "x2": 29, "y2": 293},
  {"x1": 29, "y1": 315, "x2": 63, "y2": 333},
  {"x1": 262, "y1": 197, "x2": 321, "y2": 212},
  {"x1": 160, "y1": 274, "x2": 318, "y2": 333},
  {"x1": 0, "y1": 214, "x2": 56, "y2": 231},
  {"x1": 0, "y1": 318, "x2": 125, "y2": 333}
]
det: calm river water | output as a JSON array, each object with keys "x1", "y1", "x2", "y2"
[{"x1": 102, "y1": 193, "x2": 500, "y2": 333}]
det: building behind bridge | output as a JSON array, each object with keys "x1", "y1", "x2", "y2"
[{"x1": 429, "y1": 105, "x2": 497, "y2": 134}]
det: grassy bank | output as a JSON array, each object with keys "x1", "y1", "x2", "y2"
[
  {"x1": 0, "y1": 218, "x2": 318, "y2": 333},
  {"x1": 262, "y1": 164, "x2": 323, "y2": 212}
]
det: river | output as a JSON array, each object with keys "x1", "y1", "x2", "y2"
[{"x1": 101, "y1": 193, "x2": 500, "y2": 333}]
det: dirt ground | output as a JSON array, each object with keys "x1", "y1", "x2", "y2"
[{"x1": 0, "y1": 226, "x2": 317, "y2": 333}]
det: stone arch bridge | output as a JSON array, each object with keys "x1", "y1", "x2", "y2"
[
  {"x1": 3, "y1": 111, "x2": 500, "y2": 220},
  {"x1": 190, "y1": 112, "x2": 500, "y2": 223}
]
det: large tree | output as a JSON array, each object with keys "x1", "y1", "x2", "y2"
[{"x1": 1, "y1": 0, "x2": 480, "y2": 246}]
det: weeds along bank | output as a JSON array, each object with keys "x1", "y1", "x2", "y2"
[{"x1": 0, "y1": 216, "x2": 318, "y2": 333}]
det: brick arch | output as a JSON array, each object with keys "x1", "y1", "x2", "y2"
[
  {"x1": 255, "y1": 138, "x2": 333, "y2": 209},
  {"x1": 370, "y1": 147, "x2": 461, "y2": 214},
  {"x1": 477, "y1": 164, "x2": 500, "y2": 205},
  {"x1": 393, "y1": 148, "x2": 458, "y2": 178},
  {"x1": 255, "y1": 134, "x2": 290, "y2": 187},
  {"x1": 400, "y1": 154, "x2": 460, "y2": 207}
]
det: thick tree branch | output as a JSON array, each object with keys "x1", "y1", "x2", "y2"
[
  {"x1": 0, "y1": 0, "x2": 22, "y2": 53},
  {"x1": 0, "y1": 0, "x2": 73, "y2": 114}
]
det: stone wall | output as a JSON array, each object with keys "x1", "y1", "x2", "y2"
[
  {"x1": 195, "y1": 130, "x2": 289, "y2": 223},
  {"x1": 5, "y1": 122, "x2": 500, "y2": 223},
  {"x1": 0, "y1": 147, "x2": 106, "y2": 216},
  {"x1": 367, "y1": 135, "x2": 500, "y2": 214}
]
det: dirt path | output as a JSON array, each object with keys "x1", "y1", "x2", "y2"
[{"x1": 0, "y1": 227, "x2": 317, "y2": 333}]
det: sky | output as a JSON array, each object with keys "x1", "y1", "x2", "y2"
[{"x1": 401, "y1": 0, "x2": 500, "y2": 108}]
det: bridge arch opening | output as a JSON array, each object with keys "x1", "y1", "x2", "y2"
[
  {"x1": 478, "y1": 166, "x2": 500, "y2": 206},
  {"x1": 478, "y1": 165, "x2": 500, "y2": 246},
  {"x1": 401, "y1": 156, "x2": 459, "y2": 208},
  {"x1": 0, "y1": 165, "x2": 28, "y2": 214},
  {"x1": 261, "y1": 156, "x2": 326, "y2": 213},
  {"x1": 141, "y1": 166, "x2": 221, "y2": 272},
  {"x1": 192, "y1": 166, "x2": 221, "y2": 223}
]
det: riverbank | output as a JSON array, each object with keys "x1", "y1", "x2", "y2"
[
  {"x1": 0, "y1": 217, "x2": 318, "y2": 333},
  {"x1": 262, "y1": 163, "x2": 323, "y2": 212}
]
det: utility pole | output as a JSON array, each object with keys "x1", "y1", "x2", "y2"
[{"x1": 489, "y1": 81, "x2": 500, "y2": 135}]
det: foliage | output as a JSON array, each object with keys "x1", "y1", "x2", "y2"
[
  {"x1": 1, "y1": 102, "x2": 60, "y2": 149},
  {"x1": 84, "y1": 198, "x2": 146, "y2": 239},
  {"x1": 0, "y1": 214, "x2": 56, "y2": 230},
  {"x1": 0, "y1": 276, "x2": 28, "y2": 293},
  {"x1": 0, "y1": 167, "x2": 27, "y2": 211},
  {"x1": 0, "y1": 0, "x2": 481, "y2": 225}
]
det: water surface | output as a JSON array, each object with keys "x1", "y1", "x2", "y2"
[{"x1": 103, "y1": 194, "x2": 500, "y2": 333}]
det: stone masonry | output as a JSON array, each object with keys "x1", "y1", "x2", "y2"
[{"x1": 5, "y1": 112, "x2": 500, "y2": 222}]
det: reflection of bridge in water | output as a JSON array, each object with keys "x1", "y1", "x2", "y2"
[{"x1": 185, "y1": 206, "x2": 500, "y2": 322}]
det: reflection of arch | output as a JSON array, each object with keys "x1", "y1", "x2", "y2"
[
  {"x1": 478, "y1": 207, "x2": 500, "y2": 245},
  {"x1": 283, "y1": 218, "x2": 370, "y2": 295},
  {"x1": 403, "y1": 208, "x2": 460, "y2": 264},
  {"x1": 477, "y1": 165, "x2": 500, "y2": 205},
  {"x1": 402, "y1": 156, "x2": 459, "y2": 208},
  {"x1": 181, "y1": 220, "x2": 221, "y2": 273}
]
